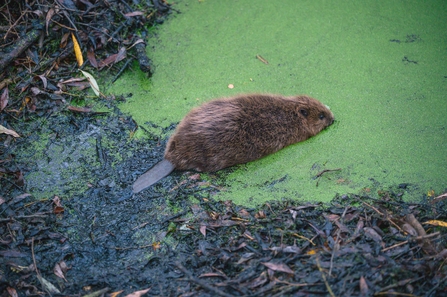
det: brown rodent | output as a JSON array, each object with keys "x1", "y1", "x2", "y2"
[{"x1": 133, "y1": 93, "x2": 334, "y2": 193}]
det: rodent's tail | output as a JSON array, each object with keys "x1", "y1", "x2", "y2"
[{"x1": 132, "y1": 159, "x2": 175, "y2": 193}]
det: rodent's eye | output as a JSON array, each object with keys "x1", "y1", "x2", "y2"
[
  {"x1": 319, "y1": 113, "x2": 326, "y2": 120},
  {"x1": 300, "y1": 109, "x2": 308, "y2": 117}
]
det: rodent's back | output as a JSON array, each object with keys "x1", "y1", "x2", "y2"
[{"x1": 165, "y1": 94, "x2": 333, "y2": 172}]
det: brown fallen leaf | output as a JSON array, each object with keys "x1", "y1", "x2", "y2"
[
  {"x1": 359, "y1": 276, "x2": 368, "y2": 297},
  {"x1": 247, "y1": 271, "x2": 268, "y2": 289},
  {"x1": 7, "y1": 287, "x2": 18, "y2": 297},
  {"x1": 67, "y1": 106, "x2": 92, "y2": 113},
  {"x1": 53, "y1": 260, "x2": 69, "y2": 282},
  {"x1": 53, "y1": 196, "x2": 65, "y2": 214},
  {"x1": 0, "y1": 125, "x2": 20, "y2": 137},
  {"x1": 87, "y1": 48, "x2": 98, "y2": 68},
  {"x1": 110, "y1": 290, "x2": 124, "y2": 297},
  {"x1": 124, "y1": 288, "x2": 151, "y2": 297},
  {"x1": 261, "y1": 261, "x2": 294, "y2": 274},
  {"x1": 200, "y1": 224, "x2": 206, "y2": 237}
]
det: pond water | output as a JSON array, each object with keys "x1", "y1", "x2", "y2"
[{"x1": 112, "y1": 0, "x2": 447, "y2": 204}]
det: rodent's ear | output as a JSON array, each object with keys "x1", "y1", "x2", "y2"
[{"x1": 300, "y1": 109, "x2": 308, "y2": 117}]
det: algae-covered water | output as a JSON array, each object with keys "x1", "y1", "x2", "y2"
[{"x1": 112, "y1": 0, "x2": 447, "y2": 204}]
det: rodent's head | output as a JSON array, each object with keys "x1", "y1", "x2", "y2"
[{"x1": 293, "y1": 95, "x2": 335, "y2": 136}]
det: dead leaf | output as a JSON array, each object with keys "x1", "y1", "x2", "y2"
[
  {"x1": 198, "y1": 272, "x2": 225, "y2": 278},
  {"x1": 247, "y1": 271, "x2": 268, "y2": 289},
  {"x1": 128, "y1": 39, "x2": 145, "y2": 50},
  {"x1": 255, "y1": 210, "x2": 266, "y2": 219},
  {"x1": 424, "y1": 220, "x2": 447, "y2": 228},
  {"x1": 60, "y1": 32, "x2": 70, "y2": 48},
  {"x1": 46, "y1": 8, "x2": 55, "y2": 36},
  {"x1": 325, "y1": 214, "x2": 340, "y2": 222},
  {"x1": 1, "y1": 87, "x2": 8, "y2": 111},
  {"x1": 261, "y1": 261, "x2": 294, "y2": 274},
  {"x1": 236, "y1": 252, "x2": 255, "y2": 264},
  {"x1": 306, "y1": 249, "x2": 317, "y2": 255},
  {"x1": 200, "y1": 224, "x2": 206, "y2": 237},
  {"x1": 98, "y1": 47, "x2": 126, "y2": 69},
  {"x1": 124, "y1": 288, "x2": 151, "y2": 297},
  {"x1": 53, "y1": 261, "x2": 69, "y2": 282},
  {"x1": 72, "y1": 33, "x2": 84, "y2": 67},
  {"x1": 6, "y1": 287, "x2": 18, "y2": 297},
  {"x1": 87, "y1": 48, "x2": 98, "y2": 68},
  {"x1": 0, "y1": 125, "x2": 20, "y2": 137},
  {"x1": 115, "y1": 47, "x2": 127, "y2": 63},
  {"x1": 37, "y1": 275, "x2": 61, "y2": 294},
  {"x1": 80, "y1": 70, "x2": 100, "y2": 96},
  {"x1": 359, "y1": 276, "x2": 368, "y2": 297},
  {"x1": 238, "y1": 209, "x2": 251, "y2": 218},
  {"x1": 124, "y1": 11, "x2": 144, "y2": 17},
  {"x1": 30, "y1": 87, "x2": 42, "y2": 95},
  {"x1": 110, "y1": 290, "x2": 124, "y2": 297},
  {"x1": 38, "y1": 75, "x2": 48, "y2": 89},
  {"x1": 67, "y1": 106, "x2": 92, "y2": 113}
]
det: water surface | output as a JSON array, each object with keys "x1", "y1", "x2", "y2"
[{"x1": 112, "y1": 0, "x2": 447, "y2": 204}]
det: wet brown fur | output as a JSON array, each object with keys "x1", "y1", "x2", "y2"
[{"x1": 164, "y1": 94, "x2": 334, "y2": 172}]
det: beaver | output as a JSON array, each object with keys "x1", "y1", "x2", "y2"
[{"x1": 133, "y1": 94, "x2": 334, "y2": 193}]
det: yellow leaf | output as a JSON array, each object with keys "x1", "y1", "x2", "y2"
[
  {"x1": 0, "y1": 125, "x2": 20, "y2": 137},
  {"x1": 71, "y1": 33, "x2": 84, "y2": 67},
  {"x1": 427, "y1": 189, "x2": 435, "y2": 197},
  {"x1": 306, "y1": 249, "x2": 317, "y2": 255},
  {"x1": 80, "y1": 70, "x2": 100, "y2": 97},
  {"x1": 424, "y1": 220, "x2": 447, "y2": 228}
]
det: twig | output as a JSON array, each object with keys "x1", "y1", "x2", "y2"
[
  {"x1": 315, "y1": 256, "x2": 335, "y2": 297},
  {"x1": 315, "y1": 168, "x2": 341, "y2": 187},
  {"x1": 382, "y1": 232, "x2": 440, "y2": 252},
  {"x1": 112, "y1": 58, "x2": 134, "y2": 83},
  {"x1": 363, "y1": 201, "x2": 404, "y2": 234},
  {"x1": 175, "y1": 261, "x2": 235, "y2": 297},
  {"x1": 380, "y1": 276, "x2": 425, "y2": 291},
  {"x1": 425, "y1": 275, "x2": 447, "y2": 296},
  {"x1": 328, "y1": 230, "x2": 341, "y2": 276}
]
